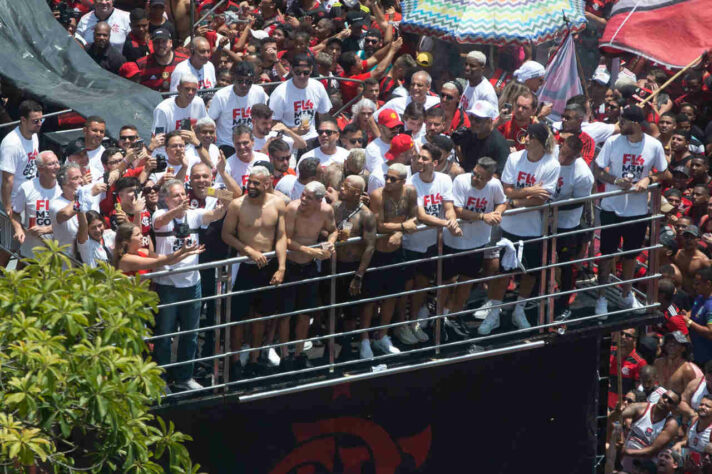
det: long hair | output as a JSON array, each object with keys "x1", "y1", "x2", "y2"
[{"x1": 113, "y1": 223, "x2": 137, "y2": 269}]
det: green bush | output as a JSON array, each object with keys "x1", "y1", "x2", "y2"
[{"x1": 0, "y1": 242, "x2": 200, "y2": 473}]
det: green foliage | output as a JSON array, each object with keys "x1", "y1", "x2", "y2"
[{"x1": 0, "y1": 242, "x2": 201, "y2": 473}]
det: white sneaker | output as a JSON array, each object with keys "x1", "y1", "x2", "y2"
[
  {"x1": 360, "y1": 339, "x2": 374, "y2": 359},
  {"x1": 622, "y1": 292, "x2": 646, "y2": 314},
  {"x1": 595, "y1": 296, "x2": 608, "y2": 318},
  {"x1": 303, "y1": 340, "x2": 313, "y2": 352},
  {"x1": 473, "y1": 300, "x2": 493, "y2": 320},
  {"x1": 394, "y1": 325, "x2": 419, "y2": 345},
  {"x1": 239, "y1": 344, "x2": 250, "y2": 366},
  {"x1": 174, "y1": 378, "x2": 203, "y2": 392},
  {"x1": 412, "y1": 323, "x2": 429, "y2": 342},
  {"x1": 477, "y1": 308, "x2": 501, "y2": 335},
  {"x1": 264, "y1": 347, "x2": 281, "y2": 367},
  {"x1": 512, "y1": 304, "x2": 531, "y2": 329},
  {"x1": 373, "y1": 335, "x2": 401, "y2": 354},
  {"x1": 416, "y1": 305, "x2": 430, "y2": 327}
]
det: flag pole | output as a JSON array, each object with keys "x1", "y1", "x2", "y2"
[
  {"x1": 563, "y1": 12, "x2": 589, "y2": 100},
  {"x1": 638, "y1": 51, "x2": 708, "y2": 106}
]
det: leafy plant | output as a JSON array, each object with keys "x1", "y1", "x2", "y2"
[{"x1": 0, "y1": 242, "x2": 201, "y2": 473}]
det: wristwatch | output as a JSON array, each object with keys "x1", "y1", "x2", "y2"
[{"x1": 508, "y1": 199, "x2": 516, "y2": 208}]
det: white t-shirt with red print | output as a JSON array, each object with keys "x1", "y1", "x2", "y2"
[
  {"x1": 0, "y1": 127, "x2": 39, "y2": 201},
  {"x1": 269, "y1": 78, "x2": 332, "y2": 140}
]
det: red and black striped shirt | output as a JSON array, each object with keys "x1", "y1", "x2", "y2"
[
  {"x1": 122, "y1": 32, "x2": 153, "y2": 63},
  {"x1": 136, "y1": 51, "x2": 189, "y2": 92}
]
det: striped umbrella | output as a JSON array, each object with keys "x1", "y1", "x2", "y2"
[{"x1": 400, "y1": 0, "x2": 586, "y2": 46}]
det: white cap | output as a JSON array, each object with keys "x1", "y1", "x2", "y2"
[
  {"x1": 467, "y1": 100, "x2": 498, "y2": 120},
  {"x1": 250, "y1": 29, "x2": 269, "y2": 40},
  {"x1": 513, "y1": 61, "x2": 545, "y2": 82}
]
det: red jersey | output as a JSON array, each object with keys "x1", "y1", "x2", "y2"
[
  {"x1": 608, "y1": 347, "x2": 647, "y2": 409},
  {"x1": 488, "y1": 68, "x2": 512, "y2": 92},
  {"x1": 554, "y1": 130, "x2": 596, "y2": 165},
  {"x1": 99, "y1": 167, "x2": 144, "y2": 217},
  {"x1": 136, "y1": 51, "x2": 190, "y2": 92},
  {"x1": 341, "y1": 61, "x2": 371, "y2": 104},
  {"x1": 273, "y1": 168, "x2": 296, "y2": 188},
  {"x1": 498, "y1": 119, "x2": 529, "y2": 150}
]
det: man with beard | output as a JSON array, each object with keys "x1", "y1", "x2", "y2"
[
  {"x1": 222, "y1": 166, "x2": 287, "y2": 379},
  {"x1": 333, "y1": 175, "x2": 377, "y2": 360},
  {"x1": 299, "y1": 117, "x2": 349, "y2": 169},
  {"x1": 136, "y1": 28, "x2": 189, "y2": 92},
  {"x1": 251, "y1": 104, "x2": 307, "y2": 155},
  {"x1": 497, "y1": 90, "x2": 536, "y2": 152},
  {"x1": 459, "y1": 50, "x2": 498, "y2": 111},
  {"x1": 215, "y1": 125, "x2": 268, "y2": 191},
  {"x1": 267, "y1": 139, "x2": 296, "y2": 188},
  {"x1": 556, "y1": 103, "x2": 595, "y2": 165},
  {"x1": 669, "y1": 129, "x2": 693, "y2": 169},
  {"x1": 284, "y1": 182, "x2": 337, "y2": 367},
  {"x1": 170, "y1": 37, "x2": 215, "y2": 91},
  {"x1": 85, "y1": 21, "x2": 126, "y2": 74},
  {"x1": 452, "y1": 100, "x2": 509, "y2": 175}
]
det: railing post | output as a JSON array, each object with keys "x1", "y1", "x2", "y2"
[
  {"x1": 329, "y1": 253, "x2": 337, "y2": 372},
  {"x1": 647, "y1": 186, "x2": 661, "y2": 308},
  {"x1": 548, "y1": 206, "x2": 558, "y2": 326},
  {"x1": 189, "y1": 0, "x2": 195, "y2": 44},
  {"x1": 538, "y1": 206, "x2": 550, "y2": 329},
  {"x1": 223, "y1": 264, "x2": 233, "y2": 393},
  {"x1": 434, "y1": 228, "x2": 443, "y2": 355},
  {"x1": 213, "y1": 265, "x2": 224, "y2": 391}
]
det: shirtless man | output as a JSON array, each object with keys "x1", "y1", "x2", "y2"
[
  {"x1": 333, "y1": 175, "x2": 377, "y2": 360},
  {"x1": 221, "y1": 166, "x2": 287, "y2": 380},
  {"x1": 679, "y1": 360, "x2": 712, "y2": 422},
  {"x1": 368, "y1": 163, "x2": 422, "y2": 350},
  {"x1": 654, "y1": 330, "x2": 702, "y2": 394},
  {"x1": 674, "y1": 225, "x2": 711, "y2": 294},
  {"x1": 284, "y1": 181, "x2": 337, "y2": 368}
]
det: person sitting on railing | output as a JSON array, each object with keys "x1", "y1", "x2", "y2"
[
  {"x1": 439, "y1": 157, "x2": 506, "y2": 329},
  {"x1": 368, "y1": 162, "x2": 422, "y2": 346},
  {"x1": 221, "y1": 166, "x2": 287, "y2": 380},
  {"x1": 284, "y1": 181, "x2": 337, "y2": 368},
  {"x1": 402, "y1": 143, "x2": 461, "y2": 340},
  {"x1": 477, "y1": 122, "x2": 559, "y2": 335},
  {"x1": 550, "y1": 135, "x2": 595, "y2": 321},
  {"x1": 593, "y1": 105, "x2": 670, "y2": 316}
]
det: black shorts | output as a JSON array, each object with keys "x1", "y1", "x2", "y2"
[
  {"x1": 369, "y1": 250, "x2": 407, "y2": 298},
  {"x1": 599, "y1": 210, "x2": 648, "y2": 260},
  {"x1": 403, "y1": 245, "x2": 437, "y2": 280},
  {"x1": 501, "y1": 230, "x2": 544, "y2": 272},
  {"x1": 555, "y1": 226, "x2": 583, "y2": 262},
  {"x1": 283, "y1": 260, "x2": 319, "y2": 314},
  {"x1": 443, "y1": 245, "x2": 485, "y2": 281},
  {"x1": 231, "y1": 260, "x2": 280, "y2": 319}
]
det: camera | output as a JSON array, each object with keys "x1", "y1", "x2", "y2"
[
  {"x1": 133, "y1": 138, "x2": 144, "y2": 150},
  {"x1": 180, "y1": 119, "x2": 192, "y2": 131},
  {"x1": 450, "y1": 127, "x2": 469, "y2": 146},
  {"x1": 155, "y1": 154, "x2": 167, "y2": 172}
]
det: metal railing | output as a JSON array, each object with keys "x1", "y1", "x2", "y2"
[{"x1": 139, "y1": 184, "x2": 663, "y2": 400}]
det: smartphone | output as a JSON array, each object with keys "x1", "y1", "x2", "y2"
[
  {"x1": 206, "y1": 187, "x2": 217, "y2": 197},
  {"x1": 133, "y1": 138, "x2": 144, "y2": 150},
  {"x1": 155, "y1": 126, "x2": 165, "y2": 135},
  {"x1": 180, "y1": 119, "x2": 192, "y2": 131},
  {"x1": 506, "y1": 139, "x2": 516, "y2": 148},
  {"x1": 502, "y1": 103, "x2": 512, "y2": 114}
]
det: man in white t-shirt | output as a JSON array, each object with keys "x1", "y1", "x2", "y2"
[
  {"x1": 268, "y1": 54, "x2": 333, "y2": 141},
  {"x1": 169, "y1": 36, "x2": 215, "y2": 92},
  {"x1": 153, "y1": 73, "x2": 207, "y2": 137},
  {"x1": 215, "y1": 125, "x2": 268, "y2": 191},
  {"x1": 477, "y1": 123, "x2": 560, "y2": 335},
  {"x1": 593, "y1": 106, "x2": 670, "y2": 316},
  {"x1": 403, "y1": 143, "x2": 461, "y2": 334},
  {"x1": 251, "y1": 104, "x2": 307, "y2": 156},
  {"x1": 440, "y1": 157, "x2": 507, "y2": 322},
  {"x1": 275, "y1": 156, "x2": 319, "y2": 200},
  {"x1": 208, "y1": 61, "x2": 269, "y2": 154},
  {"x1": 183, "y1": 117, "x2": 221, "y2": 173},
  {"x1": 551, "y1": 135, "x2": 595, "y2": 320},
  {"x1": 50, "y1": 163, "x2": 94, "y2": 259},
  {"x1": 83, "y1": 116, "x2": 107, "y2": 183},
  {"x1": 376, "y1": 70, "x2": 440, "y2": 119},
  {"x1": 365, "y1": 108, "x2": 403, "y2": 174},
  {"x1": 10, "y1": 151, "x2": 61, "y2": 260},
  {"x1": 0, "y1": 100, "x2": 43, "y2": 266},
  {"x1": 75, "y1": 0, "x2": 131, "y2": 50},
  {"x1": 298, "y1": 116, "x2": 348, "y2": 172},
  {"x1": 459, "y1": 51, "x2": 498, "y2": 111},
  {"x1": 152, "y1": 179, "x2": 225, "y2": 392}
]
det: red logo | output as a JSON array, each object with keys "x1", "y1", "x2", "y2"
[
  {"x1": 233, "y1": 107, "x2": 252, "y2": 120},
  {"x1": 517, "y1": 171, "x2": 536, "y2": 187},
  {"x1": 294, "y1": 100, "x2": 315, "y2": 112},
  {"x1": 423, "y1": 193, "x2": 442, "y2": 207},
  {"x1": 622, "y1": 154, "x2": 644, "y2": 166},
  {"x1": 270, "y1": 416, "x2": 432, "y2": 474},
  {"x1": 466, "y1": 196, "x2": 488, "y2": 209}
]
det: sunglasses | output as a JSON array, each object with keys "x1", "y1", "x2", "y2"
[
  {"x1": 235, "y1": 78, "x2": 253, "y2": 85},
  {"x1": 385, "y1": 176, "x2": 402, "y2": 183},
  {"x1": 364, "y1": 38, "x2": 379, "y2": 44},
  {"x1": 106, "y1": 159, "x2": 124, "y2": 166},
  {"x1": 30, "y1": 118, "x2": 44, "y2": 125},
  {"x1": 142, "y1": 186, "x2": 159, "y2": 194},
  {"x1": 293, "y1": 69, "x2": 311, "y2": 77},
  {"x1": 348, "y1": 137, "x2": 365, "y2": 145},
  {"x1": 389, "y1": 126, "x2": 404, "y2": 134},
  {"x1": 662, "y1": 394, "x2": 677, "y2": 404},
  {"x1": 624, "y1": 397, "x2": 636, "y2": 404},
  {"x1": 440, "y1": 92, "x2": 456, "y2": 100},
  {"x1": 120, "y1": 135, "x2": 138, "y2": 141},
  {"x1": 317, "y1": 129, "x2": 338, "y2": 136},
  {"x1": 621, "y1": 332, "x2": 635, "y2": 339}
]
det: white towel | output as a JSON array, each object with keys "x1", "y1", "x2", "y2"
[{"x1": 498, "y1": 238, "x2": 525, "y2": 272}]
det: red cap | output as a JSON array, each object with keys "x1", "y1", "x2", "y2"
[
  {"x1": 385, "y1": 134, "x2": 413, "y2": 161},
  {"x1": 119, "y1": 62, "x2": 140, "y2": 79},
  {"x1": 378, "y1": 109, "x2": 403, "y2": 128}
]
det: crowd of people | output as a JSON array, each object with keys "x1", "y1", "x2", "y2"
[{"x1": 2, "y1": 0, "x2": 712, "y2": 468}]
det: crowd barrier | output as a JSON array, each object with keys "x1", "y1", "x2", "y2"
[{"x1": 138, "y1": 184, "x2": 663, "y2": 399}]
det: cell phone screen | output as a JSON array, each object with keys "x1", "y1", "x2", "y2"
[{"x1": 155, "y1": 127, "x2": 165, "y2": 135}]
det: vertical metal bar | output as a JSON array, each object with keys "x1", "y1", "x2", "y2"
[
  {"x1": 190, "y1": 0, "x2": 195, "y2": 44},
  {"x1": 329, "y1": 253, "x2": 337, "y2": 372},
  {"x1": 434, "y1": 228, "x2": 443, "y2": 355},
  {"x1": 213, "y1": 265, "x2": 223, "y2": 391},
  {"x1": 223, "y1": 264, "x2": 233, "y2": 393},
  {"x1": 548, "y1": 206, "x2": 558, "y2": 325},
  {"x1": 538, "y1": 206, "x2": 549, "y2": 329},
  {"x1": 647, "y1": 186, "x2": 661, "y2": 306}
]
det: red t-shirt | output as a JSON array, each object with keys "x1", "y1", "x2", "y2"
[
  {"x1": 273, "y1": 168, "x2": 296, "y2": 188},
  {"x1": 554, "y1": 130, "x2": 596, "y2": 165},
  {"x1": 498, "y1": 119, "x2": 529, "y2": 150},
  {"x1": 608, "y1": 347, "x2": 647, "y2": 409},
  {"x1": 341, "y1": 61, "x2": 371, "y2": 105},
  {"x1": 99, "y1": 167, "x2": 144, "y2": 217}
]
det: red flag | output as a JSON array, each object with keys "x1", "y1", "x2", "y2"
[{"x1": 599, "y1": 0, "x2": 712, "y2": 68}]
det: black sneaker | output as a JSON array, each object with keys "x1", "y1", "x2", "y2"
[
  {"x1": 280, "y1": 355, "x2": 296, "y2": 373},
  {"x1": 243, "y1": 361, "x2": 261, "y2": 379},
  {"x1": 295, "y1": 353, "x2": 313, "y2": 370},
  {"x1": 228, "y1": 361, "x2": 243, "y2": 383},
  {"x1": 555, "y1": 308, "x2": 573, "y2": 322}
]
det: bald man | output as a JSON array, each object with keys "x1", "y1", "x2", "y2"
[
  {"x1": 85, "y1": 21, "x2": 127, "y2": 75},
  {"x1": 169, "y1": 36, "x2": 216, "y2": 91}
]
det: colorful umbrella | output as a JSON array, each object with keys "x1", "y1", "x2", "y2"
[{"x1": 400, "y1": 0, "x2": 586, "y2": 46}]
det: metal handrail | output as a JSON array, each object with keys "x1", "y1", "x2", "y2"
[{"x1": 159, "y1": 76, "x2": 367, "y2": 97}]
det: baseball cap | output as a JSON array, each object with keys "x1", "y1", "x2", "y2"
[
  {"x1": 342, "y1": 0, "x2": 360, "y2": 8},
  {"x1": 378, "y1": 109, "x2": 403, "y2": 128},
  {"x1": 660, "y1": 230, "x2": 678, "y2": 252},
  {"x1": 527, "y1": 123, "x2": 550, "y2": 146},
  {"x1": 672, "y1": 165, "x2": 690, "y2": 177},
  {"x1": 660, "y1": 197, "x2": 674, "y2": 214},
  {"x1": 385, "y1": 134, "x2": 414, "y2": 161},
  {"x1": 683, "y1": 224, "x2": 701, "y2": 238},
  {"x1": 621, "y1": 105, "x2": 645, "y2": 123},
  {"x1": 151, "y1": 28, "x2": 171, "y2": 40},
  {"x1": 118, "y1": 61, "x2": 140, "y2": 79},
  {"x1": 467, "y1": 100, "x2": 498, "y2": 120},
  {"x1": 345, "y1": 10, "x2": 368, "y2": 29},
  {"x1": 664, "y1": 330, "x2": 690, "y2": 345},
  {"x1": 513, "y1": 61, "x2": 545, "y2": 82},
  {"x1": 64, "y1": 138, "x2": 86, "y2": 158},
  {"x1": 252, "y1": 160, "x2": 274, "y2": 174},
  {"x1": 416, "y1": 52, "x2": 433, "y2": 68},
  {"x1": 150, "y1": 0, "x2": 166, "y2": 6},
  {"x1": 250, "y1": 29, "x2": 269, "y2": 40}
]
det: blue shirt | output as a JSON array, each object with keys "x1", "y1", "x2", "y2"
[{"x1": 690, "y1": 295, "x2": 712, "y2": 364}]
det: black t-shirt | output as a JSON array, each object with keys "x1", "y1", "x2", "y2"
[
  {"x1": 85, "y1": 43, "x2": 126, "y2": 75},
  {"x1": 452, "y1": 127, "x2": 510, "y2": 175},
  {"x1": 149, "y1": 20, "x2": 178, "y2": 43}
]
